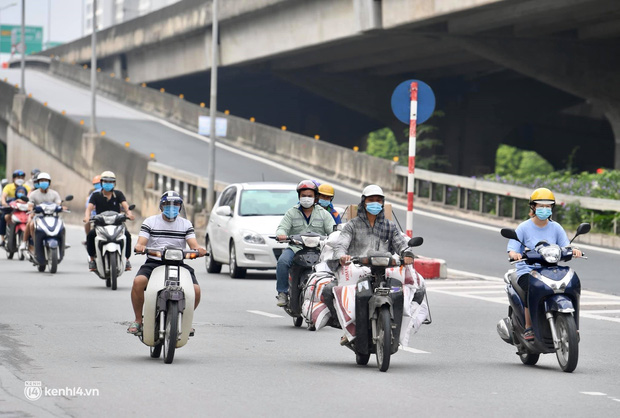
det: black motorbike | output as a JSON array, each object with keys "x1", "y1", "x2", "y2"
[
  {"x1": 497, "y1": 223, "x2": 589, "y2": 373},
  {"x1": 346, "y1": 237, "x2": 424, "y2": 372}
]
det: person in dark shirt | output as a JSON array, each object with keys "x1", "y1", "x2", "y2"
[{"x1": 83, "y1": 171, "x2": 134, "y2": 271}]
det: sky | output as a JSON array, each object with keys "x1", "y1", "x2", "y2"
[{"x1": 1, "y1": 0, "x2": 83, "y2": 61}]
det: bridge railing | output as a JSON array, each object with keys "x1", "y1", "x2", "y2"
[{"x1": 394, "y1": 165, "x2": 620, "y2": 234}]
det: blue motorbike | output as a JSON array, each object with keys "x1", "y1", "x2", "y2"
[{"x1": 497, "y1": 223, "x2": 590, "y2": 373}]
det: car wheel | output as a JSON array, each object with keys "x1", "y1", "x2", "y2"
[
  {"x1": 205, "y1": 237, "x2": 222, "y2": 274},
  {"x1": 228, "y1": 241, "x2": 246, "y2": 278}
]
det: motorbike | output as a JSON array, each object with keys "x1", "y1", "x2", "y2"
[
  {"x1": 341, "y1": 237, "x2": 425, "y2": 372},
  {"x1": 138, "y1": 247, "x2": 204, "y2": 364},
  {"x1": 28, "y1": 195, "x2": 73, "y2": 273},
  {"x1": 274, "y1": 233, "x2": 325, "y2": 327},
  {"x1": 4, "y1": 200, "x2": 30, "y2": 260},
  {"x1": 90, "y1": 205, "x2": 135, "y2": 290},
  {"x1": 497, "y1": 223, "x2": 590, "y2": 373}
]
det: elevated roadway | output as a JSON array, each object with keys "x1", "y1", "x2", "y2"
[{"x1": 2, "y1": 67, "x2": 619, "y2": 296}]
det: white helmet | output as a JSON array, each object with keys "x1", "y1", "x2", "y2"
[
  {"x1": 100, "y1": 171, "x2": 116, "y2": 182},
  {"x1": 362, "y1": 184, "x2": 384, "y2": 198},
  {"x1": 36, "y1": 172, "x2": 52, "y2": 182}
]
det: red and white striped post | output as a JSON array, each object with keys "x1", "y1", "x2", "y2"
[{"x1": 406, "y1": 81, "x2": 418, "y2": 238}]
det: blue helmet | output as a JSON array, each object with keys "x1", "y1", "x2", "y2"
[
  {"x1": 12, "y1": 169, "x2": 25, "y2": 178},
  {"x1": 159, "y1": 190, "x2": 183, "y2": 210},
  {"x1": 15, "y1": 186, "x2": 28, "y2": 198}
]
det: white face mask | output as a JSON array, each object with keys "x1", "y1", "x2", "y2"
[
  {"x1": 15, "y1": 179, "x2": 25, "y2": 186},
  {"x1": 299, "y1": 197, "x2": 314, "y2": 208}
]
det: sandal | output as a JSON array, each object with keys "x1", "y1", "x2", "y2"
[
  {"x1": 127, "y1": 321, "x2": 142, "y2": 335},
  {"x1": 340, "y1": 335, "x2": 349, "y2": 346},
  {"x1": 523, "y1": 327, "x2": 535, "y2": 341}
]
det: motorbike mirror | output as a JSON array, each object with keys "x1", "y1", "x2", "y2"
[
  {"x1": 571, "y1": 222, "x2": 591, "y2": 243},
  {"x1": 408, "y1": 237, "x2": 423, "y2": 247},
  {"x1": 500, "y1": 228, "x2": 518, "y2": 240},
  {"x1": 128, "y1": 204, "x2": 136, "y2": 211},
  {"x1": 64, "y1": 195, "x2": 74, "y2": 202}
]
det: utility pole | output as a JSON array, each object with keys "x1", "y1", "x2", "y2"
[
  {"x1": 206, "y1": 0, "x2": 218, "y2": 211},
  {"x1": 90, "y1": 0, "x2": 97, "y2": 134},
  {"x1": 19, "y1": 0, "x2": 24, "y2": 93}
]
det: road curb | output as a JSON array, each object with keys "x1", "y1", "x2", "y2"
[{"x1": 414, "y1": 256, "x2": 447, "y2": 280}]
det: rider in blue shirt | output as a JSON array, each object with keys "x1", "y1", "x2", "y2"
[{"x1": 317, "y1": 183, "x2": 341, "y2": 224}]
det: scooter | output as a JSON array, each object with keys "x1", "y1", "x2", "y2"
[
  {"x1": 497, "y1": 223, "x2": 590, "y2": 373},
  {"x1": 138, "y1": 247, "x2": 203, "y2": 364},
  {"x1": 28, "y1": 196, "x2": 73, "y2": 273},
  {"x1": 4, "y1": 200, "x2": 29, "y2": 260},
  {"x1": 274, "y1": 233, "x2": 325, "y2": 327},
  {"x1": 90, "y1": 205, "x2": 135, "y2": 290},
  {"x1": 342, "y1": 237, "x2": 425, "y2": 372}
]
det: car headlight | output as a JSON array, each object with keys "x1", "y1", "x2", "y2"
[
  {"x1": 370, "y1": 256, "x2": 391, "y2": 267},
  {"x1": 163, "y1": 249, "x2": 184, "y2": 261},
  {"x1": 539, "y1": 245, "x2": 561, "y2": 263},
  {"x1": 242, "y1": 230, "x2": 265, "y2": 244},
  {"x1": 301, "y1": 235, "x2": 321, "y2": 248}
]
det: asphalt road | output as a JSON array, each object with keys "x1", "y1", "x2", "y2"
[{"x1": 1, "y1": 226, "x2": 620, "y2": 417}]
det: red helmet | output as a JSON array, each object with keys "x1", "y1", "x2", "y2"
[{"x1": 296, "y1": 179, "x2": 318, "y2": 196}]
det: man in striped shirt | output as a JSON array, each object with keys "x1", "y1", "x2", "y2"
[{"x1": 127, "y1": 191, "x2": 207, "y2": 335}]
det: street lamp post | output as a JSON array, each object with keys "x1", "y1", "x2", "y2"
[
  {"x1": 90, "y1": 0, "x2": 97, "y2": 134},
  {"x1": 19, "y1": 0, "x2": 24, "y2": 93},
  {"x1": 206, "y1": 0, "x2": 218, "y2": 212}
]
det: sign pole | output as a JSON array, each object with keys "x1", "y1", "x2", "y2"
[
  {"x1": 206, "y1": 0, "x2": 218, "y2": 212},
  {"x1": 19, "y1": 0, "x2": 24, "y2": 93},
  {"x1": 406, "y1": 82, "x2": 418, "y2": 238},
  {"x1": 90, "y1": 0, "x2": 97, "y2": 135}
]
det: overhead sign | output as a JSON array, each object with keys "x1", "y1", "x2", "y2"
[
  {"x1": 391, "y1": 79, "x2": 436, "y2": 125},
  {"x1": 198, "y1": 116, "x2": 228, "y2": 138},
  {"x1": 0, "y1": 25, "x2": 43, "y2": 54}
]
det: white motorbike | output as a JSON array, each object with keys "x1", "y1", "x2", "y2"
[
  {"x1": 90, "y1": 205, "x2": 134, "y2": 290},
  {"x1": 138, "y1": 247, "x2": 203, "y2": 364},
  {"x1": 28, "y1": 196, "x2": 73, "y2": 273}
]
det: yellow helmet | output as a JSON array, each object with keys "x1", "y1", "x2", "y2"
[
  {"x1": 318, "y1": 183, "x2": 335, "y2": 197},
  {"x1": 529, "y1": 188, "x2": 555, "y2": 205}
]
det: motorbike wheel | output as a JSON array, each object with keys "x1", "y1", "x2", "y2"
[
  {"x1": 376, "y1": 305, "x2": 392, "y2": 372},
  {"x1": 293, "y1": 316, "x2": 303, "y2": 327},
  {"x1": 205, "y1": 238, "x2": 222, "y2": 274},
  {"x1": 356, "y1": 353, "x2": 370, "y2": 366},
  {"x1": 17, "y1": 231, "x2": 24, "y2": 260},
  {"x1": 6, "y1": 228, "x2": 15, "y2": 259},
  {"x1": 163, "y1": 300, "x2": 179, "y2": 364},
  {"x1": 150, "y1": 343, "x2": 162, "y2": 358},
  {"x1": 49, "y1": 248, "x2": 59, "y2": 274},
  {"x1": 555, "y1": 313, "x2": 579, "y2": 373},
  {"x1": 519, "y1": 352, "x2": 540, "y2": 366},
  {"x1": 109, "y1": 255, "x2": 118, "y2": 291},
  {"x1": 228, "y1": 242, "x2": 246, "y2": 279}
]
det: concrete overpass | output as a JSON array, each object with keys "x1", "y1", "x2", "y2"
[{"x1": 43, "y1": 0, "x2": 620, "y2": 175}]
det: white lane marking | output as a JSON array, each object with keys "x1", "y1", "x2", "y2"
[
  {"x1": 401, "y1": 346, "x2": 430, "y2": 354},
  {"x1": 583, "y1": 310, "x2": 620, "y2": 314},
  {"x1": 247, "y1": 310, "x2": 283, "y2": 318},
  {"x1": 447, "y1": 268, "x2": 505, "y2": 282},
  {"x1": 580, "y1": 313, "x2": 620, "y2": 323},
  {"x1": 580, "y1": 392, "x2": 607, "y2": 396}
]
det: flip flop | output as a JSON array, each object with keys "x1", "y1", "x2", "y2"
[
  {"x1": 127, "y1": 321, "x2": 142, "y2": 335},
  {"x1": 523, "y1": 327, "x2": 535, "y2": 341}
]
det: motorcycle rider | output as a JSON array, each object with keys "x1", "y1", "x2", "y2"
[
  {"x1": 317, "y1": 183, "x2": 342, "y2": 224},
  {"x1": 275, "y1": 180, "x2": 336, "y2": 307},
  {"x1": 506, "y1": 187, "x2": 582, "y2": 341},
  {"x1": 3, "y1": 185, "x2": 29, "y2": 233},
  {"x1": 25, "y1": 168, "x2": 41, "y2": 190},
  {"x1": 23, "y1": 172, "x2": 63, "y2": 251},
  {"x1": 127, "y1": 190, "x2": 207, "y2": 335},
  {"x1": 84, "y1": 175, "x2": 102, "y2": 237},
  {"x1": 1, "y1": 170, "x2": 31, "y2": 247},
  {"x1": 83, "y1": 171, "x2": 134, "y2": 271}
]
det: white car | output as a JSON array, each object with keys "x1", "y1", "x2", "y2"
[{"x1": 204, "y1": 182, "x2": 299, "y2": 278}]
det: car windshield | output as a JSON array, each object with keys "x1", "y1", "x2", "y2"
[{"x1": 239, "y1": 189, "x2": 298, "y2": 216}]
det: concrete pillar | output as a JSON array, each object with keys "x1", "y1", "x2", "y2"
[{"x1": 603, "y1": 106, "x2": 620, "y2": 170}]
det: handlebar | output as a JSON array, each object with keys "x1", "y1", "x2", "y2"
[{"x1": 134, "y1": 247, "x2": 205, "y2": 259}]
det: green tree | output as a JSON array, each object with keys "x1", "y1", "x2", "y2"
[
  {"x1": 366, "y1": 128, "x2": 400, "y2": 160},
  {"x1": 495, "y1": 144, "x2": 553, "y2": 177},
  {"x1": 0, "y1": 143, "x2": 6, "y2": 179}
]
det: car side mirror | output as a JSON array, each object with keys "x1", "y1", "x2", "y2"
[{"x1": 215, "y1": 205, "x2": 232, "y2": 217}]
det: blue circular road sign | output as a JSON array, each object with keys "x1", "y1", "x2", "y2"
[{"x1": 391, "y1": 79, "x2": 436, "y2": 125}]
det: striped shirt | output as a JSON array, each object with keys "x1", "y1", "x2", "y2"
[{"x1": 139, "y1": 214, "x2": 196, "y2": 260}]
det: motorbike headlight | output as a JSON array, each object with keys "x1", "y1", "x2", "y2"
[
  {"x1": 300, "y1": 235, "x2": 320, "y2": 248},
  {"x1": 242, "y1": 230, "x2": 265, "y2": 244},
  {"x1": 539, "y1": 245, "x2": 561, "y2": 263},
  {"x1": 370, "y1": 256, "x2": 391, "y2": 267},
  {"x1": 163, "y1": 249, "x2": 184, "y2": 261},
  {"x1": 103, "y1": 215, "x2": 117, "y2": 224}
]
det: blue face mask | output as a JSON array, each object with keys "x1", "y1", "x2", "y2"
[
  {"x1": 318, "y1": 199, "x2": 331, "y2": 208},
  {"x1": 17, "y1": 193, "x2": 26, "y2": 199},
  {"x1": 163, "y1": 206, "x2": 180, "y2": 219},
  {"x1": 102, "y1": 183, "x2": 114, "y2": 192},
  {"x1": 34, "y1": 183, "x2": 40, "y2": 189},
  {"x1": 366, "y1": 202, "x2": 383, "y2": 215},
  {"x1": 94, "y1": 184, "x2": 102, "y2": 191},
  {"x1": 38, "y1": 181, "x2": 50, "y2": 190},
  {"x1": 535, "y1": 207, "x2": 552, "y2": 220}
]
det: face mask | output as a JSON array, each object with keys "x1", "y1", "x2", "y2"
[
  {"x1": 38, "y1": 181, "x2": 50, "y2": 190},
  {"x1": 15, "y1": 179, "x2": 25, "y2": 186},
  {"x1": 102, "y1": 183, "x2": 115, "y2": 192},
  {"x1": 318, "y1": 199, "x2": 331, "y2": 208},
  {"x1": 94, "y1": 184, "x2": 102, "y2": 191},
  {"x1": 17, "y1": 193, "x2": 25, "y2": 199},
  {"x1": 365, "y1": 202, "x2": 383, "y2": 215},
  {"x1": 34, "y1": 183, "x2": 40, "y2": 189},
  {"x1": 163, "y1": 206, "x2": 180, "y2": 219},
  {"x1": 535, "y1": 207, "x2": 552, "y2": 220},
  {"x1": 299, "y1": 197, "x2": 315, "y2": 209}
]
